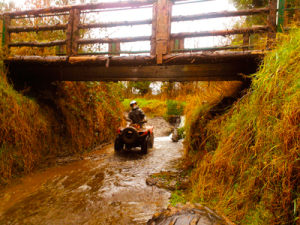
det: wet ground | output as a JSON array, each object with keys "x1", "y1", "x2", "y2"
[{"x1": 0, "y1": 136, "x2": 184, "y2": 225}]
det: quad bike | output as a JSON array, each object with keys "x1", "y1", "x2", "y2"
[{"x1": 114, "y1": 120, "x2": 154, "y2": 154}]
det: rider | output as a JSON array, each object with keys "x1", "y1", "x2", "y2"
[{"x1": 128, "y1": 100, "x2": 146, "y2": 125}]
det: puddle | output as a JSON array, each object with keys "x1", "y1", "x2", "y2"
[{"x1": 0, "y1": 136, "x2": 184, "y2": 224}]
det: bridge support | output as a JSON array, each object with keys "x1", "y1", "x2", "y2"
[
  {"x1": 267, "y1": 0, "x2": 278, "y2": 49},
  {"x1": 2, "y1": 16, "x2": 11, "y2": 55},
  {"x1": 6, "y1": 51, "x2": 263, "y2": 82},
  {"x1": 155, "y1": 0, "x2": 172, "y2": 64}
]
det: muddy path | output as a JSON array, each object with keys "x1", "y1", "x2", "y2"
[{"x1": 0, "y1": 133, "x2": 184, "y2": 224}]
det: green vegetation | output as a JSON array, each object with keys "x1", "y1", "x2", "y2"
[
  {"x1": 170, "y1": 190, "x2": 187, "y2": 206},
  {"x1": 164, "y1": 100, "x2": 186, "y2": 121},
  {"x1": 177, "y1": 127, "x2": 186, "y2": 140},
  {"x1": 180, "y1": 27, "x2": 300, "y2": 224},
  {"x1": 122, "y1": 98, "x2": 186, "y2": 119}
]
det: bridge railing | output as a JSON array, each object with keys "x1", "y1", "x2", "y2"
[{"x1": 0, "y1": 0, "x2": 295, "y2": 64}]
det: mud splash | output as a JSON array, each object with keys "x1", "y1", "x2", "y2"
[{"x1": 0, "y1": 136, "x2": 183, "y2": 224}]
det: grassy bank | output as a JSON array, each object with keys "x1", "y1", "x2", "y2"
[
  {"x1": 0, "y1": 75, "x2": 53, "y2": 184},
  {"x1": 182, "y1": 27, "x2": 300, "y2": 224},
  {"x1": 0, "y1": 76, "x2": 124, "y2": 186}
]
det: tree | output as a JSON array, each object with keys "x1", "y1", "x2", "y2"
[{"x1": 229, "y1": 0, "x2": 268, "y2": 10}]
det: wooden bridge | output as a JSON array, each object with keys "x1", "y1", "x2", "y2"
[{"x1": 0, "y1": 0, "x2": 294, "y2": 82}]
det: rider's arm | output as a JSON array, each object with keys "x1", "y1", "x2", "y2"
[
  {"x1": 127, "y1": 111, "x2": 133, "y2": 122},
  {"x1": 139, "y1": 108, "x2": 146, "y2": 121}
]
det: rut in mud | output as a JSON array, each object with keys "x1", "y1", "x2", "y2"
[{"x1": 0, "y1": 118, "x2": 184, "y2": 225}]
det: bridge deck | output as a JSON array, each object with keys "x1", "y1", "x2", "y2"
[{"x1": 6, "y1": 51, "x2": 264, "y2": 82}]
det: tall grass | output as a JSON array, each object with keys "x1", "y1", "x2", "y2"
[
  {"x1": 184, "y1": 27, "x2": 300, "y2": 224},
  {"x1": 0, "y1": 75, "x2": 53, "y2": 185},
  {"x1": 0, "y1": 76, "x2": 125, "y2": 186},
  {"x1": 56, "y1": 81, "x2": 124, "y2": 152}
]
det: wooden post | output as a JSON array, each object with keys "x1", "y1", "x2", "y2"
[
  {"x1": 66, "y1": 9, "x2": 74, "y2": 56},
  {"x1": 171, "y1": 38, "x2": 184, "y2": 53},
  {"x1": 277, "y1": 0, "x2": 285, "y2": 32},
  {"x1": 56, "y1": 45, "x2": 64, "y2": 55},
  {"x1": 72, "y1": 9, "x2": 80, "y2": 55},
  {"x1": 155, "y1": 0, "x2": 172, "y2": 64},
  {"x1": 167, "y1": 0, "x2": 172, "y2": 53},
  {"x1": 267, "y1": 0, "x2": 277, "y2": 49},
  {"x1": 109, "y1": 42, "x2": 120, "y2": 56},
  {"x1": 242, "y1": 33, "x2": 250, "y2": 51},
  {"x1": 151, "y1": 2, "x2": 157, "y2": 56},
  {"x1": 2, "y1": 16, "x2": 11, "y2": 54},
  {"x1": 295, "y1": 0, "x2": 300, "y2": 22}
]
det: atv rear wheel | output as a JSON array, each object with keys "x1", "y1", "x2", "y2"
[
  {"x1": 141, "y1": 136, "x2": 151, "y2": 154},
  {"x1": 114, "y1": 137, "x2": 123, "y2": 152}
]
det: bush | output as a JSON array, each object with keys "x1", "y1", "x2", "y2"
[{"x1": 164, "y1": 100, "x2": 186, "y2": 121}]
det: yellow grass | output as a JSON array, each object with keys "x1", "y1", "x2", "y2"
[{"x1": 183, "y1": 27, "x2": 300, "y2": 224}]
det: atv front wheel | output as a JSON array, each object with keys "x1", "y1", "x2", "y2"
[
  {"x1": 141, "y1": 136, "x2": 151, "y2": 154},
  {"x1": 150, "y1": 133, "x2": 154, "y2": 148},
  {"x1": 114, "y1": 137, "x2": 124, "y2": 152}
]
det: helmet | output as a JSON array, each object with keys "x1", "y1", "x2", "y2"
[
  {"x1": 130, "y1": 100, "x2": 137, "y2": 106},
  {"x1": 130, "y1": 100, "x2": 137, "y2": 108}
]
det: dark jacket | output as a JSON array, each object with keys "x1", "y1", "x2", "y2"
[{"x1": 128, "y1": 107, "x2": 146, "y2": 124}]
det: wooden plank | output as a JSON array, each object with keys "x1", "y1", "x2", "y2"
[
  {"x1": 61, "y1": 50, "x2": 150, "y2": 55},
  {"x1": 171, "y1": 26, "x2": 268, "y2": 39},
  {"x1": 72, "y1": 9, "x2": 80, "y2": 55},
  {"x1": 1, "y1": 0, "x2": 157, "y2": 17},
  {"x1": 66, "y1": 9, "x2": 74, "y2": 56},
  {"x1": 267, "y1": 0, "x2": 277, "y2": 49},
  {"x1": 77, "y1": 36, "x2": 151, "y2": 45},
  {"x1": 277, "y1": 0, "x2": 285, "y2": 32},
  {"x1": 9, "y1": 40, "x2": 66, "y2": 47},
  {"x1": 156, "y1": 0, "x2": 172, "y2": 64},
  {"x1": 2, "y1": 16, "x2": 11, "y2": 49},
  {"x1": 56, "y1": 45, "x2": 64, "y2": 55},
  {"x1": 167, "y1": 0, "x2": 173, "y2": 53},
  {"x1": 179, "y1": 38, "x2": 184, "y2": 49},
  {"x1": 115, "y1": 42, "x2": 121, "y2": 56},
  {"x1": 171, "y1": 45, "x2": 254, "y2": 52},
  {"x1": 243, "y1": 33, "x2": 250, "y2": 50},
  {"x1": 7, "y1": 24, "x2": 67, "y2": 33},
  {"x1": 171, "y1": 38, "x2": 184, "y2": 52},
  {"x1": 6, "y1": 51, "x2": 264, "y2": 66},
  {"x1": 172, "y1": 8, "x2": 270, "y2": 22},
  {"x1": 108, "y1": 42, "x2": 121, "y2": 56},
  {"x1": 79, "y1": 19, "x2": 152, "y2": 29},
  {"x1": 150, "y1": 2, "x2": 157, "y2": 55},
  {"x1": 8, "y1": 63, "x2": 255, "y2": 82},
  {"x1": 7, "y1": 56, "x2": 69, "y2": 63}
]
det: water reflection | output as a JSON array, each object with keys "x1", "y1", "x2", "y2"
[{"x1": 0, "y1": 137, "x2": 183, "y2": 224}]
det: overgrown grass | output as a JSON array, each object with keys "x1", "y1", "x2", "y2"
[
  {"x1": 56, "y1": 81, "x2": 124, "y2": 153},
  {"x1": 183, "y1": 27, "x2": 300, "y2": 224},
  {"x1": 0, "y1": 75, "x2": 53, "y2": 185},
  {"x1": 0, "y1": 77, "x2": 125, "y2": 186}
]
